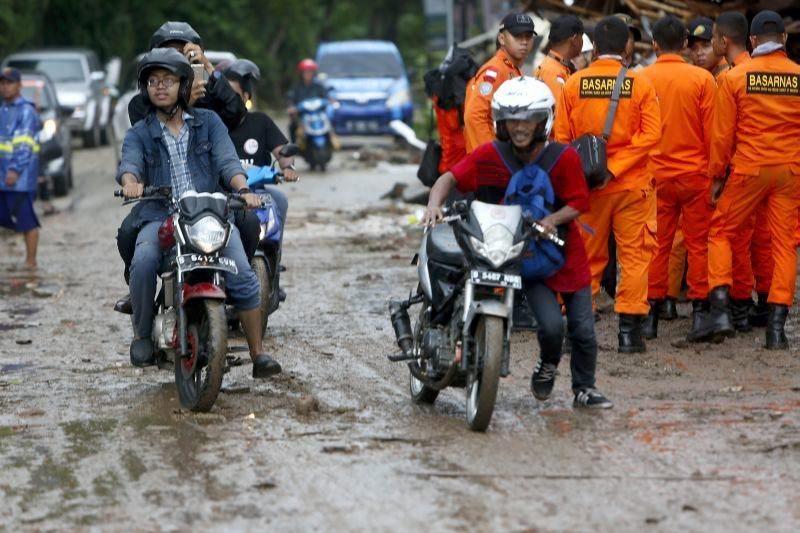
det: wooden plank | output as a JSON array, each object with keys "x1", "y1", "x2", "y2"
[{"x1": 635, "y1": 0, "x2": 692, "y2": 17}]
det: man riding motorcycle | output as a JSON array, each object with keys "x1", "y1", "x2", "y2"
[
  {"x1": 223, "y1": 59, "x2": 298, "y2": 257},
  {"x1": 116, "y1": 21, "x2": 250, "y2": 313},
  {"x1": 422, "y1": 77, "x2": 612, "y2": 409},
  {"x1": 117, "y1": 48, "x2": 281, "y2": 378},
  {"x1": 287, "y1": 59, "x2": 331, "y2": 144}
]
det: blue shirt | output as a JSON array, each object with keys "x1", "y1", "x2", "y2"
[
  {"x1": 159, "y1": 112, "x2": 194, "y2": 199},
  {"x1": 0, "y1": 97, "x2": 41, "y2": 193},
  {"x1": 117, "y1": 107, "x2": 245, "y2": 226}
]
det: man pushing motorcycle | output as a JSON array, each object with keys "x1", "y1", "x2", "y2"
[
  {"x1": 421, "y1": 77, "x2": 612, "y2": 409},
  {"x1": 117, "y1": 48, "x2": 282, "y2": 379}
]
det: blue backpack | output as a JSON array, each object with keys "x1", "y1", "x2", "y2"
[{"x1": 495, "y1": 140, "x2": 567, "y2": 281}]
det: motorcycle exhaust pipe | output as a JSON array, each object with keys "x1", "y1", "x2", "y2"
[{"x1": 389, "y1": 301, "x2": 413, "y2": 355}]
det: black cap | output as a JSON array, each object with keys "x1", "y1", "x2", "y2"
[
  {"x1": 612, "y1": 13, "x2": 643, "y2": 41},
  {"x1": 549, "y1": 15, "x2": 584, "y2": 44},
  {"x1": 0, "y1": 67, "x2": 21, "y2": 82},
  {"x1": 751, "y1": 10, "x2": 785, "y2": 36},
  {"x1": 499, "y1": 12, "x2": 536, "y2": 36},
  {"x1": 688, "y1": 17, "x2": 714, "y2": 43}
]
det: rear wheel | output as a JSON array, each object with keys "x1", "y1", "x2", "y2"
[
  {"x1": 465, "y1": 316, "x2": 504, "y2": 432},
  {"x1": 251, "y1": 257, "x2": 270, "y2": 337},
  {"x1": 409, "y1": 306, "x2": 439, "y2": 404},
  {"x1": 175, "y1": 300, "x2": 227, "y2": 412}
]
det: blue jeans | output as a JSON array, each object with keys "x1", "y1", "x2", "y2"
[
  {"x1": 523, "y1": 283, "x2": 597, "y2": 391},
  {"x1": 129, "y1": 221, "x2": 260, "y2": 338}
]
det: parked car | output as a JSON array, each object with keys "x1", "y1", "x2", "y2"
[
  {"x1": 3, "y1": 48, "x2": 119, "y2": 148},
  {"x1": 316, "y1": 40, "x2": 414, "y2": 136},
  {"x1": 20, "y1": 73, "x2": 73, "y2": 197},
  {"x1": 110, "y1": 50, "x2": 237, "y2": 162}
]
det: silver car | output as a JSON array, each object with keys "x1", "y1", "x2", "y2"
[{"x1": 3, "y1": 48, "x2": 120, "y2": 148}]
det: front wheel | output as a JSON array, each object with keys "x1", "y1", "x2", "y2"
[
  {"x1": 175, "y1": 300, "x2": 227, "y2": 412},
  {"x1": 465, "y1": 316, "x2": 504, "y2": 432},
  {"x1": 251, "y1": 257, "x2": 270, "y2": 337}
]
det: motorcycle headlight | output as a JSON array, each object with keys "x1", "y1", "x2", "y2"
[
  {"x1": 186, "y1": 216, "x2": 227, "y2": 254},
  {"x1": 39, "y1": 119, "x2": 57, "y2": 143},
  {"x1": 468, "y1": 225, "x2": 523, "y2": 268},
  {"x1": 386, "y1": 88, "x2": 410, "y2": 108}
]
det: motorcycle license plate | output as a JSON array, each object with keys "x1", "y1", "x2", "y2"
[
  {"x1": 177, "y1": 254, "x2": 238, "y2": 274},
  {"x1": 470, "y1": 270, "x2": 522, "y2": 290}
]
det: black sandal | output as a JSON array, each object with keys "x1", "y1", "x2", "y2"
[{"x1": 252, "y1": 353, "x2": 282, "y2": 378}]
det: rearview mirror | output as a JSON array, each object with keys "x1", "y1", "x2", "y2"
[
  {"x1": 90, "y1": 71, "x2": 105, "y2": 82},
  {"x1": 278, "y1": 143, "x2": 300, "y2": 158}
]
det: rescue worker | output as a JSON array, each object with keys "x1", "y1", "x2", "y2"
[
  {"x1": 463, "y1": 12, "x2": 535, "y2": 153},
  {"x1": 640, "y1": 16, "x2": 716, "y2": 340},
  {"x1": 423, "y1": 45, "x2": 478, "y2": 173},
  {"x1": 534, "y1": 15, "x2": 584, "y2": 104},
  {"x1": 688, "y1": 17, "x2": 729, "y2": 79},
  {"x1": 710, "y1": 11, "x2": 763, "y2": 332},
  {"x1": 695, "y1": 11, "x2": 800, "y2": 349},
  {"x1": 554, "y1": 16, "x2": 661, "y2": 353}
]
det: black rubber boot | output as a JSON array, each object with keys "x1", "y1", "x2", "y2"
[
  {"x1": 659, "y1": 298, "x2": 678, "y2": 320},
  {"x1": 688, "y1": 286, "x2": 735, "y2": 343},
  {"x1": 730, "y1": 298, "x2": 754, "y2": 332},
  {"x1": 642, "y1": 300, "x2": 659, "y2": 340},
  {"x1": 765, "y1": 304, "x2": 789, "y2": 350},
  {"x1": 749, "y1": 292, "x2": 769, "y2": 328},
  {"x1": 618, "y1": 314, "x2": 646, "y2": 353},
  {"x1": 686, "y1": 299, "x2": 706, "y2": 342}
]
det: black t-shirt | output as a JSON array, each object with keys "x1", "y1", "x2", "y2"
[{"x1": 229, "y1": 112, "x2": 288, "y2": 168}]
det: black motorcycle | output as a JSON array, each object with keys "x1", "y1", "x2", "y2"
[
  {"x1": 115, "y1": 186, "x2": 263, "y2": 412},
  {"x1": 388, "y1": 200, "x2": 563, "y2": 431}
]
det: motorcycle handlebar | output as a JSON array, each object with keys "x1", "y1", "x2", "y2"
[{"x1": 113, "y1": 186, "x2": 172, "y2": 198}]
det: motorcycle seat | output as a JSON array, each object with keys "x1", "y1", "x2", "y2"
[{"x1": 427, "y1": 224, "x2": 462, "y2": 266}]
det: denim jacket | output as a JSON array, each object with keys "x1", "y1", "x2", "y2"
[{"x1": 116, "y1": 107, "x2": 244, "y2": 226}]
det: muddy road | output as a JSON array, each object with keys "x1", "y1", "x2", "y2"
[{"x1": 1, "y1": 145, "x2": 799, "y2": 531}]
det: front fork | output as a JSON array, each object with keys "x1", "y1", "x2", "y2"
[{"x1": 460, "y1": 280, "x2": 515, "y2": 377}]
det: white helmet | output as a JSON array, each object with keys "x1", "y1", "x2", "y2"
[{"x1": 491, "y1": 76, "x2": 555, "y2": 138}]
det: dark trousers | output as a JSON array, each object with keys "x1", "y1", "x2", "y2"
[
  {"x1": 524, "y1": 283, "x2": 597, "y2": 391},
  {"x1": 117, "y1": 209, "x2": 264, "y2": 283}
]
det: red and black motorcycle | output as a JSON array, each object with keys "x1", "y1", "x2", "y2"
[{"x1": 115, "y1": 186, "x2": 255, "y2": 412}]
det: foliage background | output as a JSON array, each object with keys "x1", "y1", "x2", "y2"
[{"x1": 0, "y1": 0, "x2": 431, "y2": 105}]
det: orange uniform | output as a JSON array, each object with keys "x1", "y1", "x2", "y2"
[
  {"x1": 708, "y1": 50, "x2": 800, "y2": 306},
  {"x1": 432, "y1": 97, "x2": 465, "y2": 174},
  {"x1": 554, "y1": 57, "x2": 661, "y2": 315},
  {"x1": 534, "y1": 51, "x2": 573, "y2": 104},
  {"x1": 463, "y1": 50, "x2": 522, "y2": 153},
  {"x1": 640, "y1": 54, "x2": 716, "y2": 301},
  {"x1": 714, "y1": 51, "x2": 759, "y2": 301}
]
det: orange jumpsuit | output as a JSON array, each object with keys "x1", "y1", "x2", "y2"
[
  {"x1": 463, "y1": 49, "x2": 522, "y2": 153},
  {"x1": 534, "y1": 51, "x2": 572, "y2": 104},
  {"x1": 708, "y1": 50, "x2": 800, "y2": 306},
  {"x1": 712, "y1": 51, "x2": 757, "y2": 301},
  {"x1": 641, "y1": 54, "x2": 716, "y2": 301},
  {"x1": 554, "y1": 57, "x2": 661, "y2": 315},
  {"x1": 432, "y1": 97, "x2": 465, "y2": 174}
]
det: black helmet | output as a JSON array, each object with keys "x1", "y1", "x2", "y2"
[
  {"x1": 137, "y1": 48, "x2": 194, "y2": 111},
  {"x1": 149, "y1": 21, "x2": 203, "y2": 50},
  {"x1": 223, "y1": 59, "x2": 260, "y2": 95},
  {"x1": 224, "y1": 59, "x2": 261, "y2": 81}
]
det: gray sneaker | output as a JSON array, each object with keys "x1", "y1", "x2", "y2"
[
  {"x1": 531, "y1": 359, "x2": 558, "y2": 401},
  {"x1": 573, "y1": 388, "x2": 613, "y2": 409}
]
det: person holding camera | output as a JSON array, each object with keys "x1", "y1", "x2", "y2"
[{"x1": 553, "y1": 16, "x2": 661, "y2": 354}]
